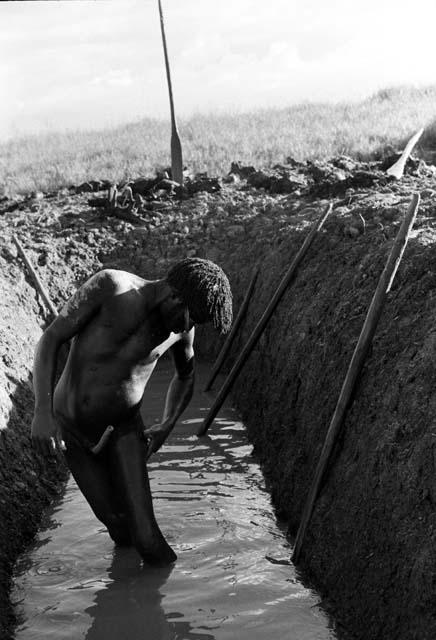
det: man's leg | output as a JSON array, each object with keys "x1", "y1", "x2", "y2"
[
  {"x1": 109, "y1": 425, "x2": 177, "y2": 565},
  {"x1": 63, "y1": 433, "x2": 131, "y2": 546}
]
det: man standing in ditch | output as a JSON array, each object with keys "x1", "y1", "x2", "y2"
[{"x1": 31, "y1": 258, "x2": 232, "y2": 566}]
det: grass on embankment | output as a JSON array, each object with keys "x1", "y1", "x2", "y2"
[{"x1": 2, "y1": 85, "x2": 436, "y2": 196}]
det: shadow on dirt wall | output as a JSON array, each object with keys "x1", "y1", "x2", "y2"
[
  {"x1": 1, "y1": 376, "x2": 68, "y2": 639},
  {"x1": 0, "y1": 284, "x2": 71, "y2": 640}
]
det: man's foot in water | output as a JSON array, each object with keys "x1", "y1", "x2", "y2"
[{"x1": 137, "y1": 531, "x2": 177, "y2": 566}]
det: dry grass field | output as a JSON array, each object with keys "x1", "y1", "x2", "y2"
[{"x1": 1, "y1": 84, "x2": 436, "y2": 196}]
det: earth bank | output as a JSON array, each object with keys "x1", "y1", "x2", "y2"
[{"x1": 1, "y1": 157, "x2": 436, "y2": 639}]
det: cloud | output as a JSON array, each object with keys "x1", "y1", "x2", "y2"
[
  {"x1": 90, "y1": 69, "x2": 135, "y2": 88},
  {"x1": 1, "y1": 0, "x2": 436, "y2": 139}
]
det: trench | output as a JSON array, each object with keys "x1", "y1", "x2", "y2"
[
  {"x1": 2, "y1": 171, "x2": 436, "y2": 639},
  {"x1": 12, "y1": 362, "x2": 336, "y2": 640}
]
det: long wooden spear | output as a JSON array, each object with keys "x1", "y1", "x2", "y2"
[
  {"x1": 158, "y1": 0, "x2": 183, "y2": 185},
  {"x1": 197, "y1": 203, "x2": 333, "y2": 437},
  {"x1": 292, "y1": 192, "x2": 420, "y2": 563},
  {"x1": 204, "y1": 264, "x2": 260, "y2": 392}
]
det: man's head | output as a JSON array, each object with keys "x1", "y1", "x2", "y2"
[{"x1": 165, "y1": 258, "x2": 232, "y2": 334}]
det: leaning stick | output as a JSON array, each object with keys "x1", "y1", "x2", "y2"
[
  {"x1": 13, "y1": 235, "x2": 58, "y2": 318},
  {"x1": 89, "y1": 426, "x2": 114, "y2": 455},
  {"x1": 204, "y1": 264, "x2": 260, "y2": 392},
  {"x1": 292, "y1": 193, "x2": 420, "y2": 563},
  {"x1": 158, "y1": 0, "x2": 183, "y2": 185},
  {"x1": 386, "y1": 128, "x2": 424, "y2": 179},
  {"x1": 13, "y1": 235, "x2": 113, "y2": 456},
  {"x1": 63, "y1": 424, "x2": 114, "y2": 456},
  {"x1": 197, "y1": 203, "x2": 333, "y2": 437}
]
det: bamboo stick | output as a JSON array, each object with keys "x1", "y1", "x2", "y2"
[
  {"x1": 292, "y1": 192, "x2": 420, "y2": 563},
  {"x1": 197, "y1": 203, "x2": 333, "y2": 437},
  {"x1": 13, "y1": 235, "x2": 58, "y2": 318},
  {"x1": 204, "y1": 264, "x2": 260, "y2": 392},
  {"x1": 158, "y1": 0, "x2": 183, "y2": 185}
]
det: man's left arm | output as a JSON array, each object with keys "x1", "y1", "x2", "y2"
[{"x1": 144, "y1": 328, "x2": 195, "y2": 458}]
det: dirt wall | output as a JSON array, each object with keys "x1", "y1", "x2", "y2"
[
  {"x1": 0, "y1": 252, "x2": 68, "y2": 639},
  {"x1": 224, "y1": 225, "x2": 436, "y2": 640}
]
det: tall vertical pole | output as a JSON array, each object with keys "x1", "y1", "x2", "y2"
[{"x1": 158, "y1": 0, "x2": 183, "y2": 185}]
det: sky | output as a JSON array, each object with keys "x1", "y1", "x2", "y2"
[{"x1": 1, "y1": 0, "x2": 436, "y2": 141}]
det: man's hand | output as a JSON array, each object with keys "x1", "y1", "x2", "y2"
[
  {"x1": 143, "y1": 420, "x2": 173, "y2": 460},
  {"x1": 31, "y1": 413, "x2": 63, "y2": 457}
]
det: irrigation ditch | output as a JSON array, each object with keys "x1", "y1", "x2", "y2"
[{"x1": 1, "y1": 155, "x2": 436, "y2": 638}]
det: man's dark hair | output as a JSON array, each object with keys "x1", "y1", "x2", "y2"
[{"x1": 167, "y1": 258, "x2": 232, "y2": 333}]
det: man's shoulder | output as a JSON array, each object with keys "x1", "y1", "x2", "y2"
[{"x1": 91, "y1": 269, "x2": 146, "y2": 292}]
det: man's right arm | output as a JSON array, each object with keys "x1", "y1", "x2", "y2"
[{"x1": 32, "y1": 270, "x2": 116, "y2": 456}]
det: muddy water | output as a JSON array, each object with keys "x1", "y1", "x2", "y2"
[{"x1": 13, "y1": 362, "x2": 336, "y2": 640}]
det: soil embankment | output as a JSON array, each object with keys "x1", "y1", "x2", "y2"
[{"x1": 1, "y1": 155, "x2": 436, "y2": 638}]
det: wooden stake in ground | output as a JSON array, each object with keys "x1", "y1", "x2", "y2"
[
  {"x1": 386, "y1": 128, "x2": 424, "y2": 179},
  {"x1": 13, "y1": 235, "x2": 58, "y2": 318},
  {"x1": 204, "y1": 264, "x2": 260, "y2": 392},
  {"x1": 197, "y1": 203, "x2": 333, "y2": 437},
  {"x1": 158, "y1": 0, "x2": 183, "y2": 186},
  {"x1": 292, "y1": 192, "x2": 420, "y2": 564}
]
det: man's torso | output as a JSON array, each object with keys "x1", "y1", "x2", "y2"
[{"x1": 53, "y1": 271, "x2": 179, "y2": 434}]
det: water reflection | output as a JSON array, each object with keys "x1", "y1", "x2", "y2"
[{"x1": 84, "y1": 550, "x2": 213, "y2": 640}]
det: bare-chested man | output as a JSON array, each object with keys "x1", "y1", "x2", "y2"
[{"x1": 31, "y1": 258, "x2": 232, "y2": 565}]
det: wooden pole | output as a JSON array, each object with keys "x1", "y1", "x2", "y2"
[
  {"x1": 13, "y1": 235, "x2": 58, "y2": 318},
  {"x1": 386, "y1": 128, "x2": 424, "y2": 180},
  {"x1": 204, "y1": 264, "x2": 260, "y2": 392},
  {"x1": 197, "y1": 203, "x2": 333, "y2": 437},
  {"x1": 292, "y1": 192, "x2": 420, "y2": 563},
  {"x1": 158, "y1": 0, "x2": 183, "y2": 185}
]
